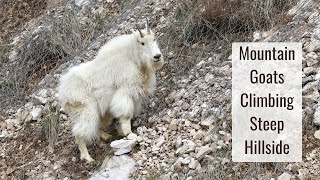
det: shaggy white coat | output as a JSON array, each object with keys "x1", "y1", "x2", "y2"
[{"x1": 58, "y1": 28, "x2": 164, "y2": 162}]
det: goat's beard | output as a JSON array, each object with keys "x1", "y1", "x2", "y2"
[{"x1": 151, "y1": 58, "x2": 164, "y2": 71}]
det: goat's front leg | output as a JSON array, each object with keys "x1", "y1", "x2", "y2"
[
  {"x1": 117, "y1": 115, "x2": 132, "y2": 136},
  {"x1": 110, "y1": 90, "x2": 134, "y2": 137}
]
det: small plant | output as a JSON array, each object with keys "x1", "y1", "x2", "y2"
[
  {"x1": 223, "y1": 49, "x2": 232, "y2": 60},
  {"x1": 24, "y1": 120, "x2": 32, "y2": 130},
  {"x1": 0, "y1": 43, "x2": 12, "y2": 65},
  {"x1": 117, "y1": 0, "x2": 133, "y2": 8},
  {"x1": 146, "y1": 167, "x2": 165, "y2": 180},
  {"x1": 42, "y1": 107, "x2": 60, "y2": 149},
  {"x1": 93, "y1": 14, "x2": 106, "y2": 30},
  {"x1": 166, "y1": 78, "x2": 175, "y2": 86}
]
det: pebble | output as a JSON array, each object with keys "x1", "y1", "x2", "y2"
[
  {"x1": 188, "y1": 158, "x2": 199, "y2": 170},
  {"x1": 277, "y1": 172, "x2": 292, "y2": 180},
  {"x1": 196, "y1": 146, "x2": 212, "y2": 160},
  {"x1": 314, "y1": 130, "x2": 320, "y2": 139},
  {"x1": 169, "y1": 121, "x2": 178, "y2": 131}
]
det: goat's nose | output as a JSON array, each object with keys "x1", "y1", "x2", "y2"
[{"x1": 154, "y1": 54, "x2": 161, "y2": 59}]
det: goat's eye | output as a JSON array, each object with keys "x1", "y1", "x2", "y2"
[{"x1": 141, "y1": 42, "x2": 145, "y2": 45}]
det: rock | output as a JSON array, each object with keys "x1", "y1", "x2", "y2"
[
  {"x1": 253, "y1": 31, "x2": 262, "y2": 41},
  {"x1": 0, "y1": 130, "x2": 9, "y2": 138},
  {"x1": 315, "y1": 72, "x2": 320, "y2": 81},
  {"x1": 190, "y1": 129, "x2": 197, "y2": 137},
  {"x1": 277, "y1": 172, "x2": 292, "y2": 180},
  {"x1": 15, "y1": 109, "x2": 29, "y2": 122},
  {"x1": 313, "y1": 106, "x2": 320, "y2": 126},
  {"x1": 305, "y1": 40, "x2": 320, "y2": 52},
  {"x1": 0, "y1": 121, "x2": 6, "y2": 130},
  {"x1": 181, "y1": 102, "x2": 189, "y2": 110},
  {"x1": 5, "y1": 119, "x2": 20, "y2": 130},
  {"x1": 110, "y1": 139, "x2": 137, "y2": 155},
  {"x1": 314, "y1": 130, "x2": 320, "y2": 139},
  {"x1": 169, "y1": 120, "x2": 178, "y2": 131},
  {"x1": 155, "y1": 136, "x2": 165, "y2": 147},
  {"x1": 200, "y1": 117, "x2": 215, "y2": 127},
  {"x1": 175, "y1": 136, "x2": 182, "y2": 149},
  {"x1": 173, "y1": 161, "x2": 182, "y2": 172},
  {"x1": 127, "y1": 133, "x2": 138, "y2": 141},
  {"x1": 176, "y1": 140, "x2": 196, "y2": 155},
  {"x1": 163, "y1": 116, "x2": 172, "y2": 124},
  {"x1": 37, "y1": 89, "x2": 49, "y2": 98},
  {"x1": 34, "y1": 96, "x2": 48, "y2": 104},
  {"x1": 8, "y1": 50, "x2": 18, "y2": 61},
  {"x1": 91, "y1": 155, "x2": 135, "y2": 180},
  {"x1": 180, "y1": 157, "x2": 191, "y2": 165},
  {"x1": 188, "y1": 158, "x2": 199, "y2": 170},
  {"x1": 303, "y1": 67, "x2": 315, "y2": 76},
  {"x1": 204, "y1": 73, "x2": 214, "y2": 85},
  {"x1": 290, "y1": 164, "x2": 299, "y2": 173},
  {"x1": 43, "y1": 172, "x2": 53, "y2": 180},
  {"x1": 30, "y1": 107, "x2": 43, "y2": 121},
  {"x1": 75, "y1": 0, "x2": 91, "y2": 7},
  {"x1": 193, "y1": 130, "x2": 204, "y2": 140},
  {"x1": 106, "y1": 0, "x2": 114, "y2": 2},
  {"x1": 196, "y1": 146, "x2": 212, "y2": 160},
  {"x1": 6, "y1": 166, "x2": 16, "y2": 175}
]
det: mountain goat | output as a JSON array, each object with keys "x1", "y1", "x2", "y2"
[{"x1": 58, "y1": 19, "x2": 164, "y2": 162}]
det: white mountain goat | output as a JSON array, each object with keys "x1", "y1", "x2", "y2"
[{"x1": 58, "y1": 19, "x2": 164, "y2": 162}]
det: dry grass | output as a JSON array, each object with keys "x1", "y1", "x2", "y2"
[
  {"x1": 0, "y1": 0, "x2": 139, "y2": 113},
  {"x1": 0, "y1": 10, "x2": 105, "y2": 110},
  {"x1": 48, "y1": 11, "x2": 101, "y2": 57}
]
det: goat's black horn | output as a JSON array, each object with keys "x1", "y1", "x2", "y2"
[{"x1": 136, "y1": 25, "x2": 144, "y2": 38}]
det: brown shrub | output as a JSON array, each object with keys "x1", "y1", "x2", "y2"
[
  {"x1": 162, "y1": 0, "x2": 297, "y2": 77},
  {"x1": 197, "y1": 0, "x2": 296, "y2": 33}
]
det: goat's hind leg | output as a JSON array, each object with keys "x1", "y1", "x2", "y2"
[
  {"x1": 75, "y1": 135, "x2": 95, "y2": 163},
  {"x1": 72, "y1": 101, "x2": 100, "y2": 163}
]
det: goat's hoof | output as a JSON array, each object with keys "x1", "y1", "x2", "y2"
[
  {"x1": 100, "y1": 131, "x2": 112, "y2": 141},
  {"x1": 80, "y1": 155, "x2": 95, "y2": 163},
  {"x1": 117, "y1": 127, "x2": 132, "y2": 136}
]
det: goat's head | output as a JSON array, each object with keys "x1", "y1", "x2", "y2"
[{"x1": 134, "y1": 18, "x2": 163, "y2": 66}]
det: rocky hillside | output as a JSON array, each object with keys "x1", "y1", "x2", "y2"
[{"x1": 1, "y1": 0, "x2": 320, "y2": 179}]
